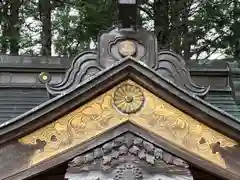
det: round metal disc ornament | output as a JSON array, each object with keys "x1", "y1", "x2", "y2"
[
  {"x1": 38, "y1": 72, "x2": 51, "y2": 84},
  {"x1": 118, "y1": 40, "x2": 136, "y2": 57}
]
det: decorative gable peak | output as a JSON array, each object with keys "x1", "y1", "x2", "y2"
[{"x1": 46, "y1": 1, "x2": 209, "y2": 97}]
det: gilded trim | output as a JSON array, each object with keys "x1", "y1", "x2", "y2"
[{"x1": 19, "y1": 80, "x2": 238, "y2": 175}]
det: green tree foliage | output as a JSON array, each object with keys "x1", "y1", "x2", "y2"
[
  {"x1": 52, "y1": 0, "x2": 118, "y2": 57},
  {"x1": 0, "y1": 0, "x2": 22, "y2": 55},
  {"x1": 190, "y1": 0, "x2": 240, "y2": 59},
  {"x1": 0, "y1": 0, "x2": 239, "y2": 61}
]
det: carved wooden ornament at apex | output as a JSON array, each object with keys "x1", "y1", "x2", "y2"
[{"x1": 18, "y1": 80, "x2": 238, "y2": 177}]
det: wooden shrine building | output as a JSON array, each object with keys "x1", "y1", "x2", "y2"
[{"x1": 0, "y1": 1, "x2": 239, "y2": 180}]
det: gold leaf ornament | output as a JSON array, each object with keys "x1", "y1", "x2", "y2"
[{"x1": 113, "y1": 84, "x2": 144, "y2": 114}]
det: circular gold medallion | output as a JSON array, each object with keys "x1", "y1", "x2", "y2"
[
  {"x1": 113, "y1": 84, "x2": 144, "y2": 114},
  {"x1": 38, "y1": 72, "x2": 51, "y2": 83},
  {"x1": 118, "y1": 40, "x2": 136, "y2": 57}
]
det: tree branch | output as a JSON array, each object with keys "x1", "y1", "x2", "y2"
[{"x1": 137, "y1": 5, "x2": 154, "y2": 20}]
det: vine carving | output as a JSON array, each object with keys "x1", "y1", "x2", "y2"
[{"x1": 65, "y1": 133, "x2": 193, "y2": 180}]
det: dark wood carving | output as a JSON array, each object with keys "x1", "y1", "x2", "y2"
[
  {"x1": 98, "y1": 27, "x2": 157, "y2": 68},
  {"x1": 65, "y1": 133, "x2": 193, "y2": 180},
  {"x1": 155, "y1": 51, "x2": 210, "y2": 97},
  {"x1": 47, "y1": 26, "x2": 209, "y2": 97},
  {"x1": 46, "y1": 51, "x2": 102, "y2": 96}
]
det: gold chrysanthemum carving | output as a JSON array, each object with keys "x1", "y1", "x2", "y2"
[{"x1": 113, "y1": 84, "x2": 144, "y2": 114}]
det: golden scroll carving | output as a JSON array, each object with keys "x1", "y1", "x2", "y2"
[
  {"x1": 19, "y1": 80, "x2": 237, "y2": 173},
  {"x1": 19, "y1": 89, "x2": 129, "y2": 165}
]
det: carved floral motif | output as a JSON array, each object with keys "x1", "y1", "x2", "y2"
[
  {"x1": 66, "y1": 133, "x2": 193, "y2": 180},
  {"x1": 19, "y1": 80, "x2": 238, "y2": 177},
  {"x1": 19, "y1": 88, "x2": 129, "y2": 165},
  {"x1": 130, "y1": 88, "x2": 237, "y2": 169},
  {"x1": 113, "y1": 83, "x2": 144, "y2": 114}
]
